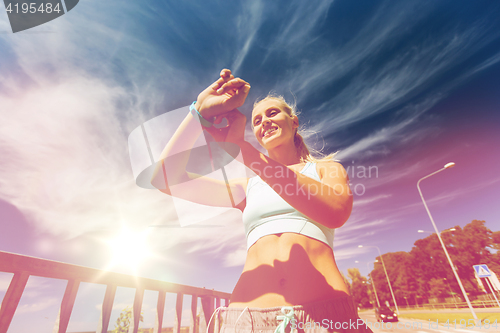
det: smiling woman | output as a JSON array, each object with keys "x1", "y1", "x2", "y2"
[{"x1": 149, "y1": 69, "x2": 371, "y2": 332}]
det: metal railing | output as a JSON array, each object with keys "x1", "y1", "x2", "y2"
[
  {"x1": 396, "y1": 299, "x2": 500, "y2": 311},
  {"x1": 424, "y1": 300, "x2": 499, "y2": 310},
  {"x1": 0, "y1": 251, "x2": 231, "y2": 333}
]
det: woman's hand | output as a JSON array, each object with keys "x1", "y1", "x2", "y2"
[
  {"x1": 195, "y1": 69, "x2": 251, "y2": 118},
  {"x1": 205, "y1": 109, "x2": 247, "y2": 146}
]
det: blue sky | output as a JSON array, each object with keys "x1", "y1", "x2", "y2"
[{"x1": 1, "y1": 0, "x2": 500, "y2": 331}]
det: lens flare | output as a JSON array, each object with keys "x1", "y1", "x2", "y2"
[{"x1": 107, "y1": 228, "x2": 151, "y2": 272}]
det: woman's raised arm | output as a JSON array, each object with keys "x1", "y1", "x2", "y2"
[{"x1": 150, "y1": 69, "x2": 251, "y2": 210}]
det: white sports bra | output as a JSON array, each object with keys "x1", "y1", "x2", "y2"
[{"x1": 242, "y1": 162, "x2": 335, "y2": 250}]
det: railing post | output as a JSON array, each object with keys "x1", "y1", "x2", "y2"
[
  {"x1": 0, "y1": 251, "x2": 232, "y2": 333},
  {"x1": 97, "y1": 284, "x2": 117, "y2": 333},
  {"x1": 174, "y1": 293, "x2": 183, "y2": 333},
  {"x1": 201, "y1": 295, "x2": 214, "y2": 333},
  {"x1": 154, "y1": 290, "x2": 166, "y2": 333},
  {"x1": 214, "y1": 297, "x2": 221, "y2": 333},
  {"x1": 190, "y1": 295, "x2": 198, "y2": 333},
  {"x1": 53, "y1": 279, "x2": 80, "y2": 333},
  {"x1": 0, "y1": 271, "x2": 29, "y2": 333},
  {"x1": 129, "y1": 288, "x2": 144, "y2": 333}
]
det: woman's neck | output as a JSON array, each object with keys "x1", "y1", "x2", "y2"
[{"x1": 268, "y1": 142, "x2": 302, "y2": 166}]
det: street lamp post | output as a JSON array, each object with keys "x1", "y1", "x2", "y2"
[
  {"x1": 355, "y1": 260, "x2": 381, "y2": 308},
  {"x1": 443, "y1": 278, "x2": 456, "y2": 303},
  {"x1": 370, "y1": 265, "x2": 381, "y2": 308},
  {"x1": 417, "y1": 162, "x2": 478, "y2": 321},
  {"x1": 358, "y1": 245, "x2": 399, "y2": 314}
]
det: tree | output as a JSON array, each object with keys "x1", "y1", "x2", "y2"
[
  {"x1": 437, "y1": 220, "x2": 498, "y2": 294},
  {"x1": 408, "y1": 220, "x2": 496, "y2": 298},
  {"x1": 410, "y1": 235, "x2": 451, "y2": 299},
  {"x1": 112, "y1": 307, "x2": 144, "y2": 333},
  {"x1": 369, "y1": 252, "x2": 417, "y2": 306},
  {"x1": 391, "y1": 252, "x2": 418, "y2": 305},
  {"x1": 490, "y1": 231, "x2": 500, "y2": 273},
  {"x1": 348, "y1": 268, "x2": 370, "y2": 308},
  {"x1": 341, "y1": 271, "x2": 352, "y2": 295},
  {"x1": 428, "y1": 277, "x2": 449, "y2": 299},
  {"x1": 348, "y1": 220, "x2": 498, "y2": 306},
  {"x1": 491, "y1": 231, "x2": 500, "y2": 248}
]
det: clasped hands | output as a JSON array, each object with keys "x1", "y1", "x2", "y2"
[{"x1": 195, "y1": 69, "x2": 250, "y2": 146}]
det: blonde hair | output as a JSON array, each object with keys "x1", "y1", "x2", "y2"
[{"x1": 253, "y1": 94, "x2": 337, "y2": 163}]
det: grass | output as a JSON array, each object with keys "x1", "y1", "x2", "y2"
[{"x1": 398, "y1": 313, "x2": 500, "y2": 327}]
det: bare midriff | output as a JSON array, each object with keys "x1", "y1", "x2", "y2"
[{"x1": 228, "y1": 233, "x2": 350, "y2": 308}]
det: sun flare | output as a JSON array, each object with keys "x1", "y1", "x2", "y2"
[{"x1": 107, "y1": 228, "x2": 151, "y2": 271}]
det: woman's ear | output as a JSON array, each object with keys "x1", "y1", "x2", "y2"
[{"x1": 292, "y1": 115, "x2": 299, "y2": 129}]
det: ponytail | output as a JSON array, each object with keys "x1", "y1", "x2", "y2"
[{"x1": 294, "y1": 131, "x2": 313, "y2": 163}]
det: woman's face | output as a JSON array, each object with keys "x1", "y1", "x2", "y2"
[{"x1": 252, "y1": 99, "x2": 298, "y2": 150}]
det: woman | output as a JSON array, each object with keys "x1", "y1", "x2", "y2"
[{"x1": 153, "y1": 69, "x2": 372, "y2": 333}]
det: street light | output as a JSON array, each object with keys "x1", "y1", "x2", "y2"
[
  {"x1": 417, "y1": 162, "x2": 478, "y2": 321},
  {"x1": 355, "y1": 260, "x2": 381, "y2": 308},
  {"x1": 418, "y1": 228, "x2": 456, "y2": 234},
  {"x1": 358, "y1": 245, "x2": 399, "y2": 314}
]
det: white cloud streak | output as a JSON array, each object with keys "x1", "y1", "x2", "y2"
[
  {"x1": 263, "y1": 2, "x2": 500, "y2": 161},
  {"x1": 353, "y1": 194, "x2": 392, "y2": 207},
  {"x1": 1, "y1": 0, "x2": 499, "y2": 272},
  {"x1": 232, "y1": 0, "x2": 264, "y2": 73},
  {"x1": 0, "y1": 0, "x2": 259, "y2": 266}
]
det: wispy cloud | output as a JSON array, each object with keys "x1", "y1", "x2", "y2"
[
  {"x1": 340, "y1": 218, "x2": 392, "y2": 235},
  {"x1": 261, "y1": 2, "x2": 500, "y2": 159},
  {"x1": 263, "y1": 0, "x2": 333, "y2": 59},
  {"x1": 333, "y1": 99, "x2": 439, "y2": 161},
  {"x1": 1, "y1": 0, "x2": 499, "y2": 275},
  {"x1": 353, "y1": 194, "x2": 392, "y2": 207},
  {"x1": 15, "y1": 297, "x2": 60, "y2": 315},
  {"x1": 400, "y1": 176, "x2": 500, "y2": 215},
  {"x1": 0, "y1": 0, "x2": 249, "y2": 260},
  {"x1": 333, "y1": 247, "x2": 365, "y2": 262},
  {"x1": 232, "y1": 0, "x2": 264, "y2": 73},
  {"x1": 222, "y1": 244, "x2": 248, "y2": 267}
]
